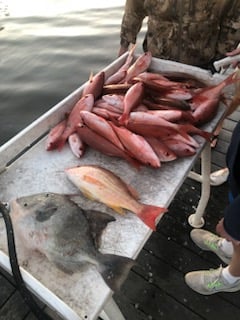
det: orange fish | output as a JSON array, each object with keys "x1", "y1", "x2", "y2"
[{"x1": 65, "y1": 165, "x2": 167, "y2": 231}]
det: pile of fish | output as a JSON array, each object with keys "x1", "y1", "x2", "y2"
[
  {"x1": 45, "y1": 48, "x2": 238, "y2": 168},
  {"x1": 65, "y1": 164, "x2": 168, "y2": 230},
  {"x1": 9, "y1": 192, "x2": 135, "y2": 292}
]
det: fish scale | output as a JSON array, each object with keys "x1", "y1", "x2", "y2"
[{"x1": 65, "y1": 165, "x2": 167, "y2": 230}]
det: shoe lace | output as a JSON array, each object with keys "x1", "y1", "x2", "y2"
[
  {"x1": 206, "y1": 266, "x2": 224, "y2": 290},
  {"x1": 204, "y1": 239, "x2": 219, "y2": 251}
]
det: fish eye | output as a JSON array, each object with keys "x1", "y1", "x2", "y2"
[{"x1": 23, "y1": 203, "x2": 28, "y2": 207}]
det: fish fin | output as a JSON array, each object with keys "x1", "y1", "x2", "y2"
[
  {"x1": 99, "y1": 253, "x2": 135, "y2": 291},
  {"x1": 118, "y1": 113, "x2": 129, "y2": 126},
  {"x1": 88, "y1": 71, "x2": 94, "y2": 82},
  {"x1": 198, "y1": 130, "x2": 213, "y2": 142},
  {"x1": 56, "y1": 136, "x2": 68, "y2": 151},
  {"x1": 80, "y1": 189, "x2": 97, "y2": 201},
  {"x1": 124, "y1": 153, "x2": 143, "y2": 170},
  {"x1": 137, "y1": 205, "x2": 168, "y2": 231},
  {"x1": 177, "y1": 128, "x2": 193, "y2": 141},
  {"x1": 35, "y1": 205, "x2": 58, "y2": 222},
  {"x1": 52, "y1": 260, "x2": 74, "y2": 275},
  {"x1": 83, "y1": 210, "x2": 116, "y2": 249},
  {"x1": 110, "y1": 206, "x2": 126, "y2": 215}
]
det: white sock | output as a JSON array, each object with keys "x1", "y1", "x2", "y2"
[
  {"x1": 219, "y1": 239, "x2": 233, "y2": 256},
  {"x1": 222, "y1": 266, "x2": 240, "y2": 284}
]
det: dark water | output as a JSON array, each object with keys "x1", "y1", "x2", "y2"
[{"x1": 0, "y1": 2, "x2": 133, "y2": 146}]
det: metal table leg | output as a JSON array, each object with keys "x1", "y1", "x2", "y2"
[{"x1": 188, "y1": 142, "x2": 211, "y2": 228}]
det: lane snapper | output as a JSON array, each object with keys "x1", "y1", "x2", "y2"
[{"x1": 65, "y1": 165, "x2": 168, "y2": 231}]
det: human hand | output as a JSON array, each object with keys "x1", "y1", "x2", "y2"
[{"x1": 118, "y1": 45, "x2": 129, "y2": 57}]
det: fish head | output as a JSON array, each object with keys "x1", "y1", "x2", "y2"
[
  {"x1": 9, "y1": 193, "x2": 68, "y2": 248},
  {"x1": 10, "y1": 193, "x2": 60, "y2": 221}
]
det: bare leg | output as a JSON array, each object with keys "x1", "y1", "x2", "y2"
[{"x1": 228, "y1": 243, "x2": 240, "y2": 277}]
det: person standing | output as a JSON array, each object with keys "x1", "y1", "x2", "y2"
[{"x1": 185, "y1": 121, "x2": 240, "y2": 294}]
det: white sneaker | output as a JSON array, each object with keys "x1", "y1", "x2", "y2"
[
  {"x1": 210, "y1": 168, "x2": 229, "y2": 186},
  {"x1": 190, "y1": 229, "x2": 232, "y2": 264},
  {"x1": 185, "y1": 266, "x2": 240, "y2": 295}
]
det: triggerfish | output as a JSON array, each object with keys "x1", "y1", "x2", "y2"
[
  {"x1": 65, "y1": 165, "x2": 167, "y2": 230},
  {"x1": 9, "y1": 192, "x2": 135, "y2": 292}
]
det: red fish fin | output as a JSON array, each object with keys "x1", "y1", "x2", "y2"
[
  {"x1": 177, "y1": 129, "x2": 193, "y2": 141},
  {"x1": 88, "y1": 71, "x2": 94, "y2": 82},
  {"x1": 125, "y1": 155, "x2": 142, "y2": 170},
  {"x1": 118, "y1": 113, "x2": 129, "y2": 126},
  {"x1": 137, "y1": 205, "x2": 168, "y2": 231}
]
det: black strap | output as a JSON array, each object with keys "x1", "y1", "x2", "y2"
[{"x1": 0, "y1": 201, "x2": 52, "y2": 320}]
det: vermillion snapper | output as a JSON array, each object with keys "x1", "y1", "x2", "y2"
[{"x1": 65, "y1": 165, "x2": 167, "y2": 230}]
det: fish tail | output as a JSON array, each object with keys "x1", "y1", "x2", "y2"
[
  {"x1": 218, "y1": 72, "x2": 240, "y2": 91},
  {"x1": 99, "y1": 253, "x2": 135, "y2": 292},
  {"x1": 199, "y1": 130, "x2": 213, "y2": 142},
  {"x1": 137, "y1": 205, "x2": 168, "y2": 231},
  {"x1": 56, "y1": 130, "x2": 72, "y2": 150},
  {"x1": 176, "y1": 128, "x2": 193, "y2": 142},
  {"x1": 124, "y1": 152, "x2": 142, "y2": 170},
  {"x1": 182, "y1": 124, "x2": 213, "y2": 142}
]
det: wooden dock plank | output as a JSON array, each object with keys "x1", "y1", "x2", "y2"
[{"x1": 0, "y1": 291, "x2": 30, "y2": 320}]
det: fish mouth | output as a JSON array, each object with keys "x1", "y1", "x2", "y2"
[
  {"x1": 8, "y1": 199, "x2": 23, "y2": 217},
  {"x1": 0, "y1": 202, "x2": 10, "y2": 218},
  {"x1": 2, "y1": 202, "x2": 9, "y2": 210}
]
